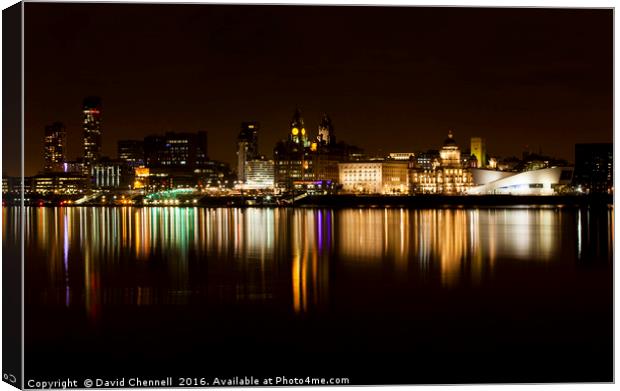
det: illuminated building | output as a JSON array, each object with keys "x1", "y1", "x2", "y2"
[
  {"x1": 573, "y1": 143, "x2": 613, "y2": 193},
  {"x1": 317, "y1": 114, "x2": 335, "y2": 145},
  {"x1": 311, "y1": 141, "x2": 364, "y2": 184},
  {"x1": 32, "y1": 173, "x2": 90, "y2": 195},
  {"x1": 512, "y1": 151, "x2": 568, "y2": 173},
  {"x1": 291, "y1": 180, "x2": 336, "y2": 194},
  {"x1": 289, "y1": 108, "x2": 309, "y2": 147},
  {"x1": 313, "y1": 115, "x2": 364, "y2": 184},
  {"x1": 409, "y1": 131, "x2": 473, "y2": 194},
  {"x1": 236, "y1": 122, "x2": 259, "y2": 183},
  {"x1": 468, "y1": 167, "x2": 574, "y2": 195},
  {"x1": 436, "y1": 131, "x2": 473, "y2": 194},
  {"x1": 311, "y1": 150, "x2": 340, "y2": 184},
  {"x1": 63, "y1": 159, "x2": 85, "y2": 174},
  {"x1": 82, "y1": 96, "x2": 102, "y2": 174},
  {"x1": 3, "y1": 177, "x2": 21, "y2": 195},
  {"x1": 274, "y1": 142, "x2": 313, "y2": 190},
  {"x1": 118, "y1": 140, "x2": 144, "y2": 168},
  {"x1": 339, "y1": 161, "x2": 409, "y2": 194},
  {"x1": 439, "y1": 131, "x2": 461, "y2": 167},
  {"x1": 144, "y1": 131, "x2": 208, "y2": 168},
  {"x1": 415, "y1": 150, "x2": 440, "y2": 171},
  {"x1": 133, "y1": 167, "x2": 150, "y2": 189},
  {"x1": 470, "y1": 137, "x2": 487, "y2": 168},
  {"x1": 388, "y1": 152, "x2": 415, "y2": 161},
  {"x1": 274, "y1": 109, "x2": 314, "y2": 190},
  {"x1": 141, "y1": 131, "x2": 231, "y2": 190},
  {"x1": 312, "y1": 114, "x2": 363, "y2": 184},
  {"x1": 44, "y1": 122, "x2": 66, "y2": 172},
  {"x1": 495, "y1": 156, "x2": 520, "y2": 171},
  {"x1": 492, "y1": 152, "x2": 569, "y2": 174},
  {"x1": 244, "y1": 159, "x2": 275, "y2": 189},
  {"x1": 91, "y1": 158, "x2": 134, "y2": 189},
  {"x1": 461, "y1": 151, "x2": 478, "y2": 168},
  {"x1": 273, "y1": 110, "x2": 364, "y2": 190},
  {"x1": 194, "y1": 160, "x2": 235, "y2": 189},
  {"x1": 3, "y1": 177, "x2": 35, "y2": 195}
]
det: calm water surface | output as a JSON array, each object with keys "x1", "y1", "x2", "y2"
[{"x1": 7, "y1": 206, "x2": 612, "y2": 383}]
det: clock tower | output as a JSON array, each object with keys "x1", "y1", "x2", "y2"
[
  {"x1": 290, "y1": 108, "x2": 309, "y2": 146},
  {"x1": 317, "y1": 113, "x2": 335, "y2": 145}
]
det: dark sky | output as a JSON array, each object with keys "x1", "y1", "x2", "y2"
[{"x1": 19, "y1": 3, "x2": 612, "y2": 176}]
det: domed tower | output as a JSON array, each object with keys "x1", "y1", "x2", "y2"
[
  {"x1": 317, "y1": 114, "x2": 335, "y2": 145},
  {"x1": 439, "y1": 130, "x2": 461, "y2": 168},
  {"x1": 289, "y1": 108, "x2": 309, "y2": 146}
]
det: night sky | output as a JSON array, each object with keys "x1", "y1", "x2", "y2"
[{"x1": 19, "y1": 3, "x2": 612, "y2": 176}]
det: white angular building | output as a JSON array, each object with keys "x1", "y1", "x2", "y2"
[{"x1": 467, "y1": 167, "x2": 574, "y2": 195}]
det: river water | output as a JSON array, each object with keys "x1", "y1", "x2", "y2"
[{"x1": 6, "y1": 206, "x2": 612, "y2": 384}]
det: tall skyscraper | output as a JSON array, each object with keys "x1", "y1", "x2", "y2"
[
  {"x1": 43, "y1": 122, "x2": 67, "y2": 172},
  {"x1": 82, "y1": 96, "x2": 102, "y2": 173},
  {"x1": 470, "y1": 137, "x2": 487, "y2": 168},
  {"x1": 317, "y1": 114, "x2": 335, "y2": 145},
  {"x1": 236, "y1": 122, "x2": 259, "y2": 183}
]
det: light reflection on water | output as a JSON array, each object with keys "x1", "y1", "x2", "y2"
[{"x1": 10, "y1": 206, "x2": 612, "y2": 317}]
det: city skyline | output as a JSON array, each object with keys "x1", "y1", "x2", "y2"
[
  {"x1": 13, "y1": 4, "x2": 612, "y2": 177},
  {"x1": 20, "y1": 99, "x2": 603, "y2": 177}
]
